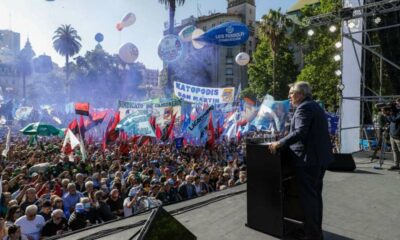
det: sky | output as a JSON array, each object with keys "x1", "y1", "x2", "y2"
[{"x1": 0, "y1": 0, "x2": 297, "y2": 70}]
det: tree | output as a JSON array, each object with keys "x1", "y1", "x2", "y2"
[
  {"x1": 242, "y1": 34, "x2": 298, "y2": 100},
  {"x1": 158, "y1": 0, "x2": 186, "y2": 96},
  {"x1": 18, "y1": 39, "x2": 35, "y2": 101},
  {"x1": 259, "y1": 9, "x2": 292, "y2": 97},
  {"x1": 52, "y1": 24, "x2": 82, "y2": 100}
]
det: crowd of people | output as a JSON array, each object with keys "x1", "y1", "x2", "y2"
[{"x1": 0, "y1": 135, "x2": 247, "y2": 240}]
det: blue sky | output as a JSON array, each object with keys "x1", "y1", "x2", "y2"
[{"x1": 0, "y1": 0, "x2": 297, "y2": 70}]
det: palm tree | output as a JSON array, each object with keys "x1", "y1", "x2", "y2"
[
  {"x1": 52, "y1": 24, "x2": 82, "y2": 99},
  {"x1": 260, "y1": 9, "x2": 291, "y2": 97},
  {"x1": 158, "y1": 0, "x2": 186, "y2": 96}
]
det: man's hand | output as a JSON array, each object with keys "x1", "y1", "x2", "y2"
[{"x1": 269, "y1": 142, "x2": 281, "y2": 154}]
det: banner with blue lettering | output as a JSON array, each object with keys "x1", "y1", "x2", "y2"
[
  {"x1": 193, "y1": 22, "x2": 249, "y2": 46},
  {"x1": 186, "y1": 105, "x2": 214, "y2": 139},
  {"x1": 118, "y1": 100, "x2": 152, "y2": 119},
  {"x1": 174, "y1": 81, "x2": 235, "y2": 104},
  {"x1": 252, "y1": 95, "x2": 290, "y2": 133},
  {"x1": 116, "y1": 114, "x2": 155, "y2": 137}
]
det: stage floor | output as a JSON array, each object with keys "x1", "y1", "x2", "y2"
[{"x1": 57, "y1": 151, "x2": 400, "y2": 240}]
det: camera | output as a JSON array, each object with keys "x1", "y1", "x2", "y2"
[{"x1": 376, "y1": 101, "x2": 397, "y2": 113}]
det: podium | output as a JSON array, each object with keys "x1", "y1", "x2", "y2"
[{"x1": 246, "y1": 141, "x2": 305, "y2": 238}]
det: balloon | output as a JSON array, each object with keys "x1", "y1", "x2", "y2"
[
  {"x1": 193, "y1": 22, "x2": 249, "y2": 47},
  {"x1": 157, "y1": 35, "x2": 184, "y2": 63},
  {"x1": 191, "y1": 28, "x2": 205, "y2": 49},
  {"x1": 95, "y1": 33, "x2": 104, "y2": 42},
  {"x1": 179, "y1": 25, "x2": 196, "y2": 42},
  {"x1": 235, "y1": 52, "x2": 250, "y2": 66},
  {"x1": 119, "y1": 43, "x2": 139, "y2": 63},
  {"x1": 116, "y1": 12, "x2": 136, "y2": 31}
]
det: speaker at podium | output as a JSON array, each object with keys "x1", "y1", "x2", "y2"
[{"x1": 246, "y1": 141, "x2": 304, "y2": 238}]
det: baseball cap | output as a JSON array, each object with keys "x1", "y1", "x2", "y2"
[{"x1": 75, "y1": 203, "x2": 85, "y2": 213}]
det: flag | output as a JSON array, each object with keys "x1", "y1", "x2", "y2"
[
  {"x1": 155, "y1": 125, "x2": 162, "y2": 140},
  {"x1": 1, "y1": 127, "x2": 11, "y2": 158},
  {"x1": 79, "y1": 115, "x2": 86, "y2": 140},
  {"x1": 161, "y1": 113, "x2": 176, "y2": 142},
  {"x1": 174, "y1": 137, "x2": 184, "y2": 149},
  {"x1": 206, "y1": 112, "x2": 215, "y2": 148},
  {"x1": 106, "y1": 112, "x2": 120, "y2": 142},
  {"x1": 90, "y1": 110, "x2": 107, "y2": 122},
  {"x1": 187, "y1": 106, "x2": 214, "y2": 139},
  {"x1": 74, "y1": 102, "x2": 90, "y2": 116},
  {"x1": 67, "y1": 119, "x2": 79, "y2": 135},
  {"x1": 63, "y1": 129, "x2": 80, "y2": 155}
]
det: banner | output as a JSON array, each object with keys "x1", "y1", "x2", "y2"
[
  {"x1": 174, "y1": 81, "x2": 235, "y2": 104},
  {"x1": 118, "y1": 100, "x2": 152, "y2": 119},
  {"x1": 15, "y1": 106, "x2": 33, "y2": 121},
  {"x1": 117, "y1": 114, "x2": 156, "y2": 137},
  {"x1": 187, "y1": 105, "x2": 214, "y2": 139},
  {"x1": 152, "y1": 99, "x2": 181, "y2": 128},
  {"x1": 193, "y1": 22, "x2": 249, "y2": 47}
]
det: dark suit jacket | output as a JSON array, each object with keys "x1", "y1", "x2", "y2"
[{"x1": 279, "y1": 97, "x2": 333, "y2": 167}]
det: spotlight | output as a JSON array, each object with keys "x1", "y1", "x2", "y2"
[
  {"x1": 374, "y1": 17, "x2": 381, "y2": 24},
  {"x1": 335, "y1": 70, "x2": 342, "y2": 76},
  {"x1": 335, "y1": 41, "x2": 342, "y2": 49},
  {"x1": 329, "y1": 25, "x2": 337, "y2": 32},
  {"x1": 307, "y1": 29, "x2": 315, "y2": 36},
  {"x1": 347, "y1": 21, "x2": 356, "y2": 29},
  {"x1": 334, "y1": 55, "x2": 341, "y2": 61}
]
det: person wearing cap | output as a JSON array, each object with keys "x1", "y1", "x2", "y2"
[
  {"x1": 67, "y1": 203, "x2": 88, "y2": 231},
  {"x1": 123, "y1": 187, "x2": 142, "y2": 217},
  {"x1": 41, "y1": 209, "x2": 68, "y2": 237},
  {"x1": 14, "y1": 205, "x2": 45, "y2": 240}
]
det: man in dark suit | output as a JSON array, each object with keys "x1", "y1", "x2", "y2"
[{"x1": 270, "y1": 81, "x2": 333, "y2": 240}]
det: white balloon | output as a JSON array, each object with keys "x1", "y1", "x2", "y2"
[
  {"x1": 235, "y1": 52, "x2": 250, "y2": 66},
  {"x1": 179, "y1": 25, "x2": 196, "y2": 42},
  {"x1": 121, "y1": 12, "x2": 136, "y2": 27},
  {"x1": 119, "y1": 42, "x2": 139, "y2": 63},
  {"x1": 191, "y1": 28, "x2": 205, "y2": 49}
]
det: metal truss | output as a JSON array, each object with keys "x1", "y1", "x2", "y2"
[{"x1": 304, "y1": 0, "x2": 400, "y2": 27}]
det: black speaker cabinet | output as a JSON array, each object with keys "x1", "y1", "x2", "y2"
[
  {"x1": 328, "y1": 153, "x2": 356, "y2": 171},
  {"x1": 246, "y1": 142, "x2": 304, "y2": 238}
]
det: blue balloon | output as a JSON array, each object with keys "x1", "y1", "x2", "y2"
[
  {"x1": 193, "y1": 22, "x2": 249, "y2": 47},
  {"x1": 95, "y1": 33, "x2": 104, "y2": 43}
]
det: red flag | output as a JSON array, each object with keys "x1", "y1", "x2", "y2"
[
  {"x1": 106, "y1": 112, "x2": 120, "y2": 142},
  {"x1": 161, "y1": 113, "x2": 176, "y2": 141},
  {"x1": 74, "y1": 102, "x2": 90, "y2": 116},
  {"x1": 206, "y1": 113, "x2": 215, "y2": 148},
  {"x1": 149, "y1": 116, "x2": 156, "y2": 130},
  {"x1": 131, "y1": 135, "x2": 140, "y2": 144},
  {"x1": 67, "y1": 119, "x2": 79, "y2": 135},
  {"x1": 90, "y1": 110, "x2": 108, "y2": 122},
  {"x1": 155, "y1": 125, "x2": 162, "y2": 140},
  {"x1": 79, "y1": 115, "x2": 86, "y2": 139}
]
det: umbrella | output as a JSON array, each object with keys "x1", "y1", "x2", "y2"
[{"x1": 20, "y1": 122, "x2": 61, "y2": 136}]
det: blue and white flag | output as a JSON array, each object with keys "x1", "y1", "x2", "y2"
[
  {"x1": 117, "y1": 114, "x2": 155, "y2": 137},
  {"x1": 186, "y1": 106, "x2": 214, "y2": 139}
]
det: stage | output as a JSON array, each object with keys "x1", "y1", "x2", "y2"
[{"x1": 55, "y1": 151, "x2": 400, "y2": 240}]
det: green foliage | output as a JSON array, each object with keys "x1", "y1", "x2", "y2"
[{"x1": 296, "y1": 0, "x2": 341, "y2": 108}]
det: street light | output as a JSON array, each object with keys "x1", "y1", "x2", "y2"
[
  {"x1": 307, "y1": 29, "x2": 315, "y2": 36},
  {"x1": 335, "y1": 41, "x2": 342, "y2": 49},
  {"x1": 329, "y1": 25, "x2": 337, "y2": 32},
  {"x1": 335, "y1": 70, "x2": 342, "y2": 76},
  {"x1": 334, "y1": 54, "x2": 341, "y2": 61}
]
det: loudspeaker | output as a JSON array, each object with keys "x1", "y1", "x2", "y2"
[
  {"x1": 328, "y1": 153, "x2": 356, "y2": 171},
  {"x1": 136, "y1": 207, "x2": 196, "y2": 240}
]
